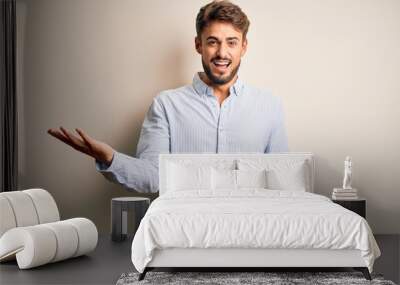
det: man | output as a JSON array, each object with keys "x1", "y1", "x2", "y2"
[{"x1": 48, "y1": 0, "x2": 289, "y2": 193}]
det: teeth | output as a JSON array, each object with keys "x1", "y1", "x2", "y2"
[{"x1": 213, "y1": 60, "x2": 230, "y2": 66}]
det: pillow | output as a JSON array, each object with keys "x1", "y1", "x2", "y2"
[
  {"x1": 236, "y1": 169, "x2": 268, "y2": 188},
  {"x1": 266, "y1": 163, "x2": 307, "y2": 191},
  {"x1": 166, "y1": 162, "x2": 212, "y2": 191},
  {"x1": 211, "y1": 168, "x2": 237, "y2": 190},
  {"x1": 237, "y1": 159, "x2": 309, "y2": 191}
]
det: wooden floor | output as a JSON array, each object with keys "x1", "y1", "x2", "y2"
[{"x1": 0, "y1": 234, "x2": 398, "y2": 285}]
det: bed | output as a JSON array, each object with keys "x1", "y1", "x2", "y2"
[{"x1": 131, "y1": 153, "x2": 381, "y2": 281}]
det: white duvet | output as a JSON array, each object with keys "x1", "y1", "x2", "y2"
[{"x1": 131, "y1": 189, "x2": 380, "y2": 273}]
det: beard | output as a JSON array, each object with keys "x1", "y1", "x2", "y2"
[{"x1": 202, "y1": 57, "x2": 241, "y2": 85}]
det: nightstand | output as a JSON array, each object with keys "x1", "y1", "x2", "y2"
[
  {"x1": 332, "y1": 198, "x2": 366, "y2": 218},
  {"x1": 111, "y1": 197, "x2": 150, "y2": 242}
]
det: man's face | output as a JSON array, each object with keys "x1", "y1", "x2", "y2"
[{"x1": 195, "y1": 21, "x2": 247, "y2": 86}]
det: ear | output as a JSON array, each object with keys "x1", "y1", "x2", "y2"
[
  {"x1": 195, "y1": 36, "x2": 202, "y2": 55},
  {"x1": 241, "y1": 38, "x2": 248, "y2": 57}
]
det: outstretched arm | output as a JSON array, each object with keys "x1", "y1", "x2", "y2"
[
  {"x1": 48, "y1": 96, "x2": 170, "y2": 193},
  {"x1": 95, "y1": 96, "x2": 170, "y2": 193}
]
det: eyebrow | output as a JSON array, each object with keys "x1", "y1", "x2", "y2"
[{"x1": 206, "y1": 36, "x2": 240, "y2": 41}]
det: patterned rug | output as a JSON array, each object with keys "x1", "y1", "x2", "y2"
[{"x1": 116, "y1": 271, "x2": 396, "y2": 285}]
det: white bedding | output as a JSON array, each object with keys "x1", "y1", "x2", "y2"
[{"x1": 131, "y1": 190, "x2": 380, "y2": 273}]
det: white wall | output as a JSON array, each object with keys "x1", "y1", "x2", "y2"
[{"x1": 17, "y1": 0, "x2": 400, "y2": 234}]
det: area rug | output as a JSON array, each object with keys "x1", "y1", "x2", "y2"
[{"x1": 116, "y1": 271, "x2": 396, "y2": 285}]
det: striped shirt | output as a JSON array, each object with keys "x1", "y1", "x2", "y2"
[{"x1": 96, "y1": 72, "x2": 289, "y2": 193}]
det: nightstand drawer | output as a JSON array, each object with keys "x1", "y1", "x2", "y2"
[{"x1": 332, "y1": 199, "x2": 366, "y2": 218}]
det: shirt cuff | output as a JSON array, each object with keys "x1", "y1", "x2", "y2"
[{"x1": 95, "y1": 151, "x2": 117, "y2": 172}]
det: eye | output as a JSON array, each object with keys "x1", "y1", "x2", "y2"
[
  {"x1": 207, "y1": 40, "x2": 217, "y2": 46},
  {"x1": 228, "y1": 41, "x2": 238, "y2": 47}
]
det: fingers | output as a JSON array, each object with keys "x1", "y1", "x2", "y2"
[
  {"x1": 49, "y1": 127, "x2": 89, "y2": 154},
  {"x1": 48, "y1": 128, "x2": 74, "y2": 147},
  {"x1": 75, "y1": 128, "x2": 93, "y2": 146},
  {"x1": 60, "y1": 127, "x2": 88, "y2": 149}
]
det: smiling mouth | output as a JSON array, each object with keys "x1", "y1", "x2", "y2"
[{"x1": 212, "y1": 59, "x2": 231, "y2": 72}]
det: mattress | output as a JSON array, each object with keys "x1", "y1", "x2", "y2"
[{"x1": 131, "y1": 189, "x2": 381, "y2": 273}]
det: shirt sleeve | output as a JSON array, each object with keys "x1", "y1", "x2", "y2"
[
  {"x1": 265, "y1": 96, "x2": 289, "y2": 153},
  {"x1": 95, "y1": 97, "x2": 170, "y2": 193}
]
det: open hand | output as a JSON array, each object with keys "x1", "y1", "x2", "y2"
[{"x1": 47, "y1": 127, "x2": 115, "y2": 166}]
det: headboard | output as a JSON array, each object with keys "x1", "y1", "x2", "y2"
[{"x1": 159, "y1": 153, "x2": 314, "y2": 195}]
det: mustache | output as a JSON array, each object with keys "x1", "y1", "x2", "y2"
[{"x1": 211, "y1": 57, "x2": 231, "y2": 62}]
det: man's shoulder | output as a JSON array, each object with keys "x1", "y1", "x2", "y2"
[{"x1": 153, "y1": 84, "x2": 193, "y2": 103}]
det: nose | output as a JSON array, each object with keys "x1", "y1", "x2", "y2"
[{"x1": 216, "y1": 42, "x2": 228, "y2": 59}]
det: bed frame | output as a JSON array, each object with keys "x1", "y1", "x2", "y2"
[
  {"x1": 138, "y1": 153, "x2": 372, "y2": 281},
  {"x1": 140, "y1": 248, "x2": 371, "y2": 280}
]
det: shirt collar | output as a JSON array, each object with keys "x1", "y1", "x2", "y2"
[{"x1": 192, "y1": 72, "x2": 244, "y2": 97}]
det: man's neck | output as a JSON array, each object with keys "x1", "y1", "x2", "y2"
[{"x1": 199, "y1": 72, "x2": 237, "y2": 105}]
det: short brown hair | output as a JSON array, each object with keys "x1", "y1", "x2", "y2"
[{"x1": 196, "y1": 0, "x2": 250, "y2": 40}]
